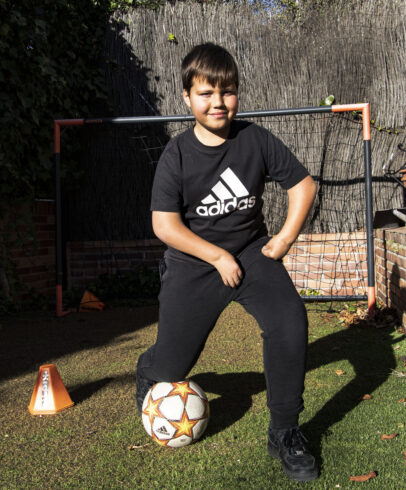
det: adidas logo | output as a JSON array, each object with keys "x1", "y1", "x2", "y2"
[
  {"x1": 156, "y1": 425, "x2": 170, "y2": 436},
  {"x1": 196, "y1": 167, "x2": 256, "y2": 217}
]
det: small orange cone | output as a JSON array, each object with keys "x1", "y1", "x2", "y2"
[
  {"x1": 28, "y1": 364, "x2": 74, "y2": 415},
  {"x1": 79, "y1": 290, "x2": 104, "y2": 312}
]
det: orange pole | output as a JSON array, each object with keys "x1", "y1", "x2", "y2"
[
  {"x1": 331, "y1": 103, "x2": 368, "y2": 113},
  {"x1": 368, "y1": 287, "x2": 376, "y2": 314},
  {"x1": 332, "y1": 103, "x2": 371, "y2": 141},
  {"x1": 54, "y1": 121, "x2": 60, "y2": 154},
  {"x1": 362, "y1": 103, "x2": 371, "y2": 141},
  {"x1": 55, "y1": 118, "x2": 85, "y2": 126}
]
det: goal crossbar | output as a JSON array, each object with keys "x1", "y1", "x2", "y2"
[{"x1": 53, "y1": 103, "x2": 374, "y2": 317}]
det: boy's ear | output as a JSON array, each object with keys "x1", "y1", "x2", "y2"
[{"x1": 183, "y1": 89, "x2": 191, "y2": 108}]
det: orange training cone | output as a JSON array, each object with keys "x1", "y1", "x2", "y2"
[
  {"x1": 28, "y1": 364, "x2": 74, "y2": 415},
  {"x1": 79, "y1": 290, "x2": 104, "y2": 312}
]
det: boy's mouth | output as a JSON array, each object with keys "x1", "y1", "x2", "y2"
[{"x1": 209, "y1": 112, "x2": 228, "y2": 119}]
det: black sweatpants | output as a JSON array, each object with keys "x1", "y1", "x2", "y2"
[{"x1": 137, "y1": 236, "x2": 308, "y2": 429}]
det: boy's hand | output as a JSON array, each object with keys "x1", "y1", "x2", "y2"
[
  {"x1": 261, "y1": 235, "x2": 291, "y2": 261},
  {"x1": 400, "y1": 169, "x2": 406, "y2": 186},
  {"x1": 152, "y1": 212, "x2": 243, "y2": 286},
  {"x1": 212, "y1": 251, "x2": 243, "y2": 288}
]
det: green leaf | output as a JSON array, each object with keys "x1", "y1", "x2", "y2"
[{"x1": 319, "y1": 95, "x2": 335, "y2": 107}]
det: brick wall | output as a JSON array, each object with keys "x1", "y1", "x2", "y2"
[
  {"x1": 66, "y1": 239, "x2": 165, "y2": 290},
  {"x1": 6, "y1": 200, "x2": 55, "y2": 300},
  {"x1": 375, "y1": 227, "x2": 406, "y2": 327},
  {"x1": 67, "y1": 232, "x2": 368, "y2": 298}
]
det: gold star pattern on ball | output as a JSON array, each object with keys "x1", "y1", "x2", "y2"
[
  {"x1": 142, "y1": 393, "x2": 164, "y2": 426},
  {"x1": 168, "y1": 381, "x2": 199, "y2": 403},
  {"x1": 171, "y1": 409, "x2": 199, "y2": 438}
]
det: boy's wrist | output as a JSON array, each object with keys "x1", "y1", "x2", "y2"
[
  {"x1": 274, "y1": 232, "x2": 296, "y2": 247},
  {"x1": 207, "y1": 247, "x2": 232, "y2": 266}
]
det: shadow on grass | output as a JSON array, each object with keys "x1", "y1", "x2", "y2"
[
  {"x1": 0, "y1": 306, "x2": 158, "y2": 383},
  {"x1": 302, "y1": 323, "x2": 400, "y2": 469},
  {"x1": 192, "y1": 324, "x2": 401, "y2": 467},
  {"x1": 68, "y1": 374, "x2": 139, "y2": 404},
  {"x1": 192, "y1": 371, "x2": 266, "y2": 438},
  {"x1": 69, "y1": 377, "x2": 115, "y2": 404}
]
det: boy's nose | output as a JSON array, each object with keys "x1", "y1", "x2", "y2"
[{"x1": 212, "y1": 93, "x2": 225, "y2": 107}]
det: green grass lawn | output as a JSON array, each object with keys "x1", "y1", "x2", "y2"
[{"x1": 0, "y1": 302, "x2": 405, "y2": 489}]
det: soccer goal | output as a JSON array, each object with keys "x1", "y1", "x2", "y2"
[{"x1": 53, "y1": 104, "x2": 374, "y2": 317}]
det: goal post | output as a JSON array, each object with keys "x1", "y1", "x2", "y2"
[{"x1": 53, "y1": 103, "x2": 374, "y2": 317}]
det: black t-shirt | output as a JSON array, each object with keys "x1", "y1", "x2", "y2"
[{"x1": 151, "y1": 120, "x2": 309, "y2": 262}]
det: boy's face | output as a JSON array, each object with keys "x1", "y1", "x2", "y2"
[{"x1": 183, "y1": 77, "x2": 238, "y2": 143}]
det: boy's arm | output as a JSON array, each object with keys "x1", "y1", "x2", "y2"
[
  {"x1": 262, "y1": 175, "x2": 317, "y2": 260},
  {"x1": 152, "y1": 211, "x2": 243, "y2": 288}
]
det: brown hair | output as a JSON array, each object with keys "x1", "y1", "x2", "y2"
[{"x1": 181, "y1": 43, "x2": 239, "y2": 93}]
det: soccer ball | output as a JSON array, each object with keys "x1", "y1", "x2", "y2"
[{"x1": 141, "y1": 380, "x2": 209, "y2": 448}]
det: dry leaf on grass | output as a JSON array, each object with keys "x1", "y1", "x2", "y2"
[
  {"x1": 349, "y1": 470, "x2": 376, "y2": 482},
  {"x1": 335, "y1": 369, "x2": 345, "y2": 376},
  {"x1": 398, "y1": 398, "x2": 406, "y2": 403},
  {"x1": 339, "y1": 305, "x2": 398, "y2": 329},
  {"x1": 362, "y1": 394, "x2": 372, "y2": 400},
  {"x1": 391, "y1": 370, "x2": 406, "y2": 378},
  {"x1": 127, "y1": 443, "x2": 151, "y2": 451},
  {"x1": 381, "y1": 433, "x2": 398, "y2": 440}
]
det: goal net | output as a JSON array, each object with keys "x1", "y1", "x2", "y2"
[{"x1": 56, "y1": 105, "x2": 374, "y2": 314}]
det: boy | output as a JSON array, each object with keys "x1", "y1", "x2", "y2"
[{"x1": 136, "y1": 43, "x2": 318, "y2": 482}]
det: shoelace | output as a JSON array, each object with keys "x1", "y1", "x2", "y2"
[{"x1": 283, "y1": 428, "x2": 309, "y2": 455}]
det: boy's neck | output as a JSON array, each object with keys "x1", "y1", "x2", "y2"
[{"x1": 193, "y1": 122, "x2": 231, "y2": 146}]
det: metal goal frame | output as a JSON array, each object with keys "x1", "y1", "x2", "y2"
[{"x1": 53, "y1": 103, "x2": 374, "y2": 317}]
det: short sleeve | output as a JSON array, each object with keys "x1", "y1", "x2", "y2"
[
  {"x1": 267, "y1": 132, "x2": 309, "y2": 190},
  {"x1": 150, "y1": 142, "x2": 182, "y2": 212}
]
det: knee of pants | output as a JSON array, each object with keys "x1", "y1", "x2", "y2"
[
  {"x1": 137, "y1": 350, "x2": 191, "y2": 383},
  {"x1": 154, "y1": 365, "x2": 191, "y2": 383},
  {"x1": 283, "y1": 298, "x2": 308, "y2": 338},
  {"x1": 259, "y1": 295, "x2": 308, "y2": 340},
  {"x1": 290, "y1": 295, "x2": 308, "y2": 325}
]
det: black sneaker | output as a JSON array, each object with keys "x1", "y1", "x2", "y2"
[
  {"x1": 268, "y1": 426, "x2": 319, "y2": 482},
  {"x1": 136, "y1": 373, "x2": 155, "y2": 413}
]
